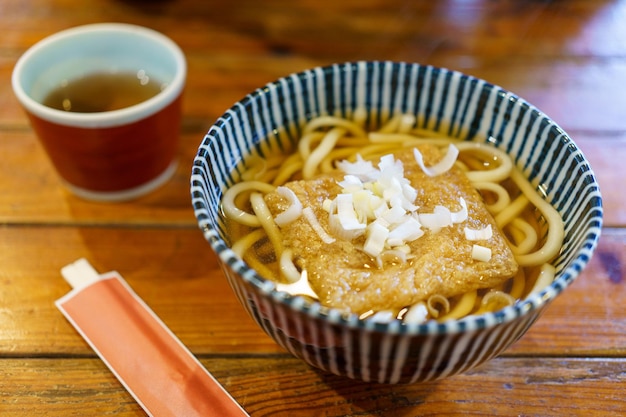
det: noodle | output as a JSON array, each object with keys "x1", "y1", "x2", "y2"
[
  {"x1": 506, "y1": 218, "x2": 539, "y2": 256},
  {"x1": 279, "y1": 248, "x2": 301, "y2": 283},
  {"x1": 272, "y1": 153, "x2": 304, "y2": 186},
  {"x1": 437, "y1": 291, "x2": 478, "y2": 321},
  {"x1": 221, "y1": 112, "x2": 564, "y2": 323},
  {"x1": 495, "y1": 194, "x2": 530, "y2": 230},
  {"x1": 456, "y1": 142, "x2": 513, "y2": 183},
  {"x1": 529, "y1": 263, "x2": 557, "y2": 295},
  {"x1": 509, "y1": 268, "x2": 527, "y2": 300},
  {"x1": 250, "y1": 192, "x2": 283, "y2": 257},
  {"x1": 222, "y1": 181, "x2": 276, "y2": 227},
  {"x1": 473, "y1": 181, "x2": 511, "y2": 215},
  {"x1": 508, "y1": 168, "x2": 565, "y2": 267},
  {"x1": 232, "y1": 228, "x2": 267, "y2": 258},
  {"x1": 474, "y1": 291, "x2": 516, "y2": 315},
  {"x1": 302, "y1": 128, "x2": 345, "y2": 179},
  {"x1": 302, "y1": 115, "x2": 367, "y2": 137},
  {"x1": 426, "y1": 294, "x2": 450, "y2": 319}
]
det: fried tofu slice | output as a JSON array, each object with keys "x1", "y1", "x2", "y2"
[{"x1": 264, "y1": 144, "x2": 518, "y2": 315}]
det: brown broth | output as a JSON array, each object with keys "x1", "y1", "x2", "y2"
[
  {"x1": 42, "y1": 71, "x2": 163, "y2": 113},
  {"x1": 225, "y1": 140, "x2": 549, "y2": 320}
]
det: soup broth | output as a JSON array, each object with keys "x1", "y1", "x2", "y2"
[{"x1": 221, "y1": 113, "x2": 564, "y2": 323}]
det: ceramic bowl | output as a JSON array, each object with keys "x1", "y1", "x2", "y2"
[{"x1": 191, "y1": 61, "x2": 602, "y2": 383}]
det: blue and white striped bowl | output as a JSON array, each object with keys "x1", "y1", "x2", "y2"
[{"x1": 191, "y1": 61, "x2": 602, "y2": 383}]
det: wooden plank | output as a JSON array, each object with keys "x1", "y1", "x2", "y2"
[
  {"x1": 0, "y1": 1, "x2": 624, "y2": 415},
  {"x1": 0, "y1": 226, "x2": 623, "y2": 357},
  {"x1": 2, "y1": 1, "x2": 626, "y2": 131},
  {"x1": 509, "y1": 229, "x2": 626, "y2": 356},
  {"x1": 1, "y1": 130, "x2": 624, "y2": 227},
  {"x1": 2, "y1": 0, "x2": 623, "y2": 60},
  {"x1": 0, "y1": 358, "x2": 143, "y2": 416},
  {"x1": 6, "y1": 44, "x2": 626, "y2": 133},
  {"x1": 206, "y1": 356, "x2": 626, "y2": 416},
  {"x1": 0, "y1": 356, "x2": 624, "y2": 416},
  {"x1": 0, "y1": 227, "x2": 280, "y2": 355},
  {"x1": 576, "y1": 135, "x2": 626, "y2": 227},
  {"x1": 0, "y1": 130, "x2": 200, "y2": 226}
]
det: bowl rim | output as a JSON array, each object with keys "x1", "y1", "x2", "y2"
[{"x1": 191, "y1": 60, "x2": 603, "y2": 335}]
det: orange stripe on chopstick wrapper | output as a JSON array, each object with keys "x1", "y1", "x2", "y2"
[{"x1": 56, "y1": 258, "x2": 248, "y2": 417}]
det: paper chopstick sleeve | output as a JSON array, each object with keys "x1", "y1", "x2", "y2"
[{"x1": 56, "y1": 269, "x2": 248, "y2": 417}]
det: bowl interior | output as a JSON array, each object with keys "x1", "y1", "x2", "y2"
[{"x1": 191, "y1": 61, "x2": 602, "y2": 334}]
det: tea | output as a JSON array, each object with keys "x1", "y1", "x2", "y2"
[{"x1": 42, "y1": 71, "x2": 163, "y2": 113}]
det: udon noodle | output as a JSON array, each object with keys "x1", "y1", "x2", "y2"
[{"x1": 221, "y1": 110, "x2": 564, "y2": 323}]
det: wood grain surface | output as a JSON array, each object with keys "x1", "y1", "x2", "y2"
[{"x1": 1, "y1": 0, "x2": 624, "y2": 415}]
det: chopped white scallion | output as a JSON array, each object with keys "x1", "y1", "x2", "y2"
[
  {"x1": 378, "y1": 249, "x2": 408, "y2": 266},
  {"x1": 367, "y1": 310, "x2": 396, "y2": 323},
  {"x1": 329, "y1": 213, "x2": 366, "y2": 240},
  {"x1": 352, "y1": 189, "x2": 382, "y2": 221},
  {"x1": 328, "y1": 152, "x2": 430, "y2": 257},
  {"x1": 337, "y1": 175, "x2": 364, "y2": 193},
  {"x1": 363, "y1": 221, "x2": 390, "y2": 257},
  {"x1": 450, "y1": 197, "x2": 468, "y2": 224},
  {"x1": 381, "y1": 204, "x2": 406, "y2": 224},
  {"x1": 401, "y1": 183, "x2": 418, "y2": 210},
  {"x1": 413, "y1": 143, "x2": 459, "y2": 177},
  {"x1": 378, "y1": 153, "x2": 403, "y2": 176},
  {"x1": 471, "y1": 244, "x2": 492, "y2": 262},
  {"x1": 434, "y1": 205, "x2": 453, "y2": 225},
  {"x1": 418, "y1": 205, "x2": 452, "y2": 232},
  {"x1": 279, "y1": 248, "x2": 301, "y2": 283},
  {"x1": 273, "y1": 186, "x2": 303, "y2": 227},
  {"x1": 336, "y1": 154, "x2": 378, "y2": 181},
  {"x1": 403, "y1": 302, "x2": 429, "y2": 324},
  {"x1": 464, "y1": 224, "x2": 493, "y2": 241},
  {"x1": 382, "y1": 180, "x2": 403, "y2": 203},
  {"x1": 387, "y1": 217, "x2": 424, "y2": 244},
  {"x1": 373, "y1": 201, "x2": 389, "y2": 218},
  {"x1": 335, "y1": 193, "x2": 367, "y2": 231},
  {"x1": 325, "y1": 149, "x2": 477, "y2": 263}
]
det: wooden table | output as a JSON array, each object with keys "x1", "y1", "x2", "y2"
[{"x1": 1, "y1": 1, "x2": 625, "y2": 415}]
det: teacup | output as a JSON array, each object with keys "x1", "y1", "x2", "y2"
[{"x1": 12, "y1": 23, "x2": 186, "y2": 202}]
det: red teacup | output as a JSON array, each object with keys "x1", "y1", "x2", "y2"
[{"x1": 12, "y1": 23, "x2": 186, "y2": 202}]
